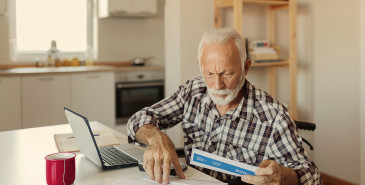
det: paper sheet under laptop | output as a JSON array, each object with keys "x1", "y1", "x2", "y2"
[
  {"x1": 54, "y1": 131, "x2": 120, "y2": 152},
  {"x1": 111, "y1": 176, "x2": 226, "y2": 185},
  {"x1": 190, "y1": 148, "x2": 258, "y2": 176}
]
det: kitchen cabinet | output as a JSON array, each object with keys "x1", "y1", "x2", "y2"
[
  {"x1": 99, "y1": 0, "x2": 157, "y2": 18},
  {"x1": 22, "y1": 74, "x2": 70, "y2": 128},
  {"x1": 70, "y1": 72, "x2": 115, "y2": 128},
  {"x1": 0, "y1": 77, "x2": 21, "y2": 131},
  {"x1": 0, "y1": 0, "x2": 5, "y2": 16}
]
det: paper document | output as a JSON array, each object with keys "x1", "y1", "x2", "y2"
[
  {"x1": 190, "y1": 148, "x2": 258, "y2": 177},
  {"x1": 111, "y1": 176, "x2": 226, "y2": 185},
  {"x1": 54, "y1": 131, "x2": 120, "y2": 152},
  {"x1": 143, "y1": 176, "x2": 226, "y2": 185}
]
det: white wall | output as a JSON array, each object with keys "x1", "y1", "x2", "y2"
[
  {"x1": 0, "y1": 0, "x2": 165, "y2": 66},
  {"x1": 360, "y1": 0, "x2": 365, "y2": 184},
  {"x1": 312, "y1": 0, "x2": 360, "y2": 183},
  {"x1": 98, "y1": 0, "x2": 165, "y2": 66},
  {"x1": 0, "y1": 15, "x2": 10, "y2": 62},
  {"x1": 164, "y1": 0, "x2": 181, "y2": 96},
  {"x1": 164, "y1": 0, "x2": 214, "y2": 97},
  {"x1": 164, "y1": 0, "x2": 214, "y2": 148}
]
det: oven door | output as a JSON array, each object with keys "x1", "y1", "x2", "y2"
[{"x1": 116, "y1": 81, "x2": 164, "y2": 124}]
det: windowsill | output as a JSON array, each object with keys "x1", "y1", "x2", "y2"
[{"x1": 11, "y1": 51, "x2": 88, "y2": 62}]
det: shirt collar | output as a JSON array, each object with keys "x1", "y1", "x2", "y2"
[{"x1": 230, "y1": 80, "x2": 255, "y2": 120}]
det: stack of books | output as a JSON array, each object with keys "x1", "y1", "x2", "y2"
[{"x1": 248, "y1": 40, "x2": 280, "y2": 63}]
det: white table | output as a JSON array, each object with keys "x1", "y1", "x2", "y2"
[{"x1": 0, "y1": 121, "x2": 223, "y2": 185}]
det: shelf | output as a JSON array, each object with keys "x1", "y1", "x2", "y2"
[
  {"x1": 216, "y1": 0, "x2": 289, "y2": 8},
  {"x1": 244, "y1": 0, "x2": 289, "y2": 5},
  {"x1": 214, "y1": 0, "x2": 297, "y2": 118},
  {"x1": 251, "y1": 60, "x2": 289, "y2": 67}
]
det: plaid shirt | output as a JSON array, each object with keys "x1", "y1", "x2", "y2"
[{"x1": 128, "y1": 77, "x2": 322, "y2": 184}]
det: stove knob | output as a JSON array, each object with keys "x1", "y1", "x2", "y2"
[{"x1": 137, "y1": 74, "x2": 144, "y2": 79}]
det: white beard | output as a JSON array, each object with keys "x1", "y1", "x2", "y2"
[{"x1": 207, "y1": 77, "x2": 245, "y2": 106}]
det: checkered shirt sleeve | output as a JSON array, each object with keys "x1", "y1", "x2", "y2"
[
  {"x1": 268, "y1": 111, "x2": 322, "y2": 184},
  {"x1": 127, "y1": 80, "x2": 193, "y2": 145}
]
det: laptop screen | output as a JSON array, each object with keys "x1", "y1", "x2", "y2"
[{"x1": 64, "y1": 107, "x2": 104, "y2": 168}]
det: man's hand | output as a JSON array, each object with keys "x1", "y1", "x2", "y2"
[
  {"x1": 241, "y1": 160, "x2": 299, "y2": 185},
  {"x1": 136, "y1": 124, "x2": 185, "y2": 185}
]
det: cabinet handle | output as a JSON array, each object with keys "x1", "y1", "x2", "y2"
[
  {"x1": 87, "y1": 75, "x2": 101, "y2": 79},
  {"x1": 39, "y1": 77, "x2": 54, "y2": 81}
]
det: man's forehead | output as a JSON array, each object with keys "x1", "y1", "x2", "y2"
[{"x1": 202, "y1": 43, "x2": 237, "y2": 58}]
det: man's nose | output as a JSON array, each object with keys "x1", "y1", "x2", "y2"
[{"x1": 213, "y1": 75, "x2": 224, "y2": 90}]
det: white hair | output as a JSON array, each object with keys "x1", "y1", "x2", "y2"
[{"x1": 197, "y1": 27, "x2": 247, "y2": 72}]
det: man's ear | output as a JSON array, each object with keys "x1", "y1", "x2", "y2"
[{"x1": 244, "y1": 59, "x2": 251, "y2": 75}]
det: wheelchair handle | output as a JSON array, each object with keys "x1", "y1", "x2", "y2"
[{"x1": 295, "y1": 121, "x2": 316, "y2": 131}]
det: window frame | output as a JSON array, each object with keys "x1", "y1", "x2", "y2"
[{"x1": 8, "y1": 0, "x2": 98, "y2": 62}]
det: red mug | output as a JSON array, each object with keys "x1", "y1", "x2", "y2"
[{"x1": 45, "y1": 152, "x2": 76, "y2": 185}]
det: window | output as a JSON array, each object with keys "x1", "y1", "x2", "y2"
[{"x1": 9, "y1": 0, "x2": 97, "y2": 61}]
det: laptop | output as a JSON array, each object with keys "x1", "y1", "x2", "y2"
[{"x1": 64, "y1": 107, "x2": 144, "y2": 170}]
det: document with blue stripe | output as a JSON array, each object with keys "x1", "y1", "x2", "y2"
[{"x1": 190, "y1": 148, "x2": 258, "y2": 177}]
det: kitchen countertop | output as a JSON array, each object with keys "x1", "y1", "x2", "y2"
[{"x1": 0, "y1": 65, "x2": 164, "y2": 76}]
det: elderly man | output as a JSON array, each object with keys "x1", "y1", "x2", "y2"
[{"x1": 127, "y1": 28, "x2": 321, "y2": 185}]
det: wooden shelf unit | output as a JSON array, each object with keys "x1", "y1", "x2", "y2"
[
  {"x1": 214, "y1": 0, "x2": 298, "y2": 119},
  {"x1": 215, "y1": 0, "x2": 289, "y2": 7},
  {"x1": 251, "y1": 60, "x2": 289, "y2": 67}
]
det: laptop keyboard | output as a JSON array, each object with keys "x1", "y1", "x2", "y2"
[{"x1": 99, "y1": 146, "x2": 138, "y2": 166}]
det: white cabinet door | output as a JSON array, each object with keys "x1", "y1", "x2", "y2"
[
  {"x1": 101, "y1": 0, "x2": 156, "y2": 18},
  {"x1": 0, "y1": 77, "x2": 21, "y2": 131},
  {"x1": 0, "y1": 0, "x2": 5, "y2": 16},
  {"x1": 22, "y1": 74, "x2": 70, "y2": 128},
  {"x1": 70, "y1": 72, "x2": 115, "y2": 128},
  {"x1": 109, "y1": 0, "x2": 132, "y2": 14},
  {"x1": 133, "y1": 0, "x2": 157, "y2": 14}
]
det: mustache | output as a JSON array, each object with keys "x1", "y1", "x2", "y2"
[{"x1": 207, "y1": 88, "x2": 234, "y2": 95}]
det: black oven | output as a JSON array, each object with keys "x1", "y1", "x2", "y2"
[{"x1": 115, "y1": 70, "x2": 164, "y2": 124}]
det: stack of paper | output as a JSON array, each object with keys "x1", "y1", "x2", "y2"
[
  {"x1": 54, "y1": 131, "x2": 120, "y2": 152},
  {"x1": 248, "y1": 40, "x2": 280, "y2": 63}
]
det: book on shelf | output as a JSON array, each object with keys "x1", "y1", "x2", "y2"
[
  {"x1": 248, "y1": 40, "x2": 280, "y2": 62},
  {"x1": 253, "y1": 59, "x2": 282, "y2": 63},
  {"x1": 250, "y1": 49, "x2": 279, "y2": 61},
  {"x1": 251, "y1": 53, "x2": 279, "y2": 60},
  {"x1": 249, "y1": 40, "x2": 271, "y2": 49}
]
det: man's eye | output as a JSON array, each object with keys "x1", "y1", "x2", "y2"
[{"x1": 223, "y1": 73, "x2": 233, "y2": 77}]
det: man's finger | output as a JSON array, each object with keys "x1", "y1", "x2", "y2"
[
  {"x1": 171, "y1": 155, "x2": 185, "y2": 179},
  {"x1": 146, "y1": 160, "x2": 155, "y2": 181},
  {"x1": 143, "y1": 152, "x2": 149, "y2": 171},
  {"x1": 255, "y1": 166, "x2": 275, "y2": 176},
  {"x1": 162, "y1": 156, "x2": 172, "y2": 185},
  {"x1": 259, "y1": 160, "x2": 272, "y2": 168},
  {"x1": 241, "y1": 175, "x2": 272, "y2": 184},
  {"x1": 154, "y1": 157, "x2": 163, "y2": 183}
]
